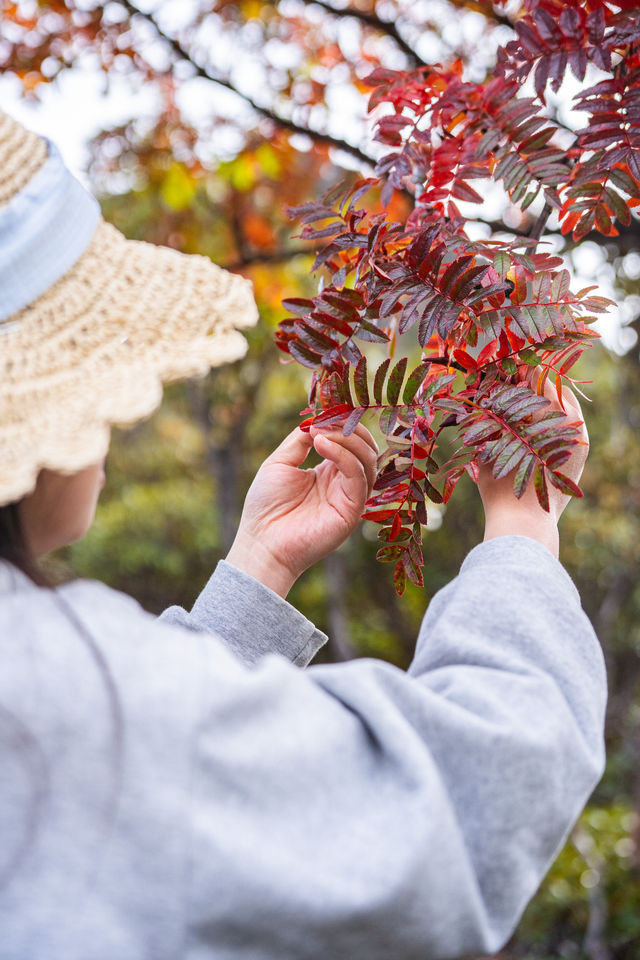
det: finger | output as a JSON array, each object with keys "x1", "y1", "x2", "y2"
[
  {"x1": 314, "y1": 431, "x2": 377, "y2": 495},
  {"x1": 526, "y1": 364, "x2": 547, "y2": 395},
  {"x1": 312, "y1": 434, "x2": 369, "y2": 502},
  {"x1": 266, "y1": 427, "x2": 315, "y2": 468},
  {"x1": 526, "y1": 364, "x2": 559, "y2": 399},
  {"x1": 347, "y1": 423, "x2": 379, "y2": 455},
  {"x1": 560, "y1": 381, "x2": 584, "y2": 417},
  {"x1": 535, "y1": 369, "x2": 588, "y2": 443},
  {"x1": 310, "y1": 421, "x2": 379, "y2": 456},
  {"x1": 311, "y1": 427, "x2": 377, "y2": 493},
  {"x1": 562, "y1": 384, "x2": 588, "y2": 443},
  {"x1": 528, "y1": 365, "x2": 583, "y2": 415},
  {"x1": 540, "y1": 371, "x2": 584, "y2": 419}
]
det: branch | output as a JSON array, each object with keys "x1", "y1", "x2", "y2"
[
  {"x1": 481, "y1": 216, "x2": 640, "y2": 252},
  {"x1": 223, "y1": 217, "x2": 640, "y2": 272},
  {"x1": 529, "y1": 201, "x2": 553, "y2": 241},
  {"x1": 118, "y1": 0, "x2": 376, "y2": 169},
  {"x1": 446, "y1": 0, "x2": 515, "y2": 30},
  {"x1": 222, "y1": 246, "x2": 313, "y2": 271},
  {"x1": 270, "y1": 0, "x2": 426, "y2": 66}
]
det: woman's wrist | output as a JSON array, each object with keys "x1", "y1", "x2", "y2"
[
  {"x1": 483, "y1": 507, "x2": 560, "y2": 558},
  {"x1": 225, "y1": 535, "x2": 297, "y2": 599}
]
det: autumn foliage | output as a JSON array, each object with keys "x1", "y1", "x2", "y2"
[{"x1": 277, "y1": 0, "x2": 639, "y2": 593}]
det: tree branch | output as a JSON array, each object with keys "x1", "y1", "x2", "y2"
[
  {"x1": 446, "y1": 0, "x2": 515, "y2": 30},
  {"x1": 482, "y1": 215, "x2": 640, "y2": 252},
  {"x1": 223, "y1": 217, "x2": 640, "y2": 272},
  {"x1": 222, "y1": 245, "x2": 313, "y2": 271},
  {"x1": 529, "y1": 201, "x2": 553, "y2": 241},
  {"x1": 118, "y1": 0, "x2": 376, "y2": 169},
  {"x1": 271, "y1": 0, "x2": 427, "y2": 66}
]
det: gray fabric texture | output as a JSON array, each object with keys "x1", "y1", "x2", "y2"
[
  {"x1": 161, "y1": 560, "x2": 327, "y2": 666},
  {"x1": 0, "y1": 535, "x2": 606, "y2": 960}
]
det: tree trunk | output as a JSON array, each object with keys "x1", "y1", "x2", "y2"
[
  {"x1": 324, "y1": 549, "x2": 358, "y2": 661},
  {"x1": 188, "y1": 379, "x2": 249, "y2": 554}
]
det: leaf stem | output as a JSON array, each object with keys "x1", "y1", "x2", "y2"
[{"x1": 529, "y1": 201, "x2": 553, "y2": 241}]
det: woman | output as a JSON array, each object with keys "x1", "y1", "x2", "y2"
[{"x1": 0, "y1": 109, "x2": 605, "y2": 960}]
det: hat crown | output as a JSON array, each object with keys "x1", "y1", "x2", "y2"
[{"x1": 0, "y1": 110, "x2": 48, "y2": 209}]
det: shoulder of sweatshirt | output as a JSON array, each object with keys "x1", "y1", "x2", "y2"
[{"x1": 0, "y1": 556, "x2": 328, "y2": 670}]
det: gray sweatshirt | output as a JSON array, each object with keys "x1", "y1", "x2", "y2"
[{"x1": 0, "y1": 536, "x2": 606, "y2": 960}]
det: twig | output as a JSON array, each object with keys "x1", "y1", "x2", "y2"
[
  {"x1": 222, "y1": 245, "x2": 312, "y2": 271},
  {"x1": 529, "y1": 201, "x2": 553, "y2": 241},
  {"x1": 119, "y1": 0, "x2": 376, "y2": 169},
  {"x1": 269, "y1": 0, "x2": 426, "y2": 67}
]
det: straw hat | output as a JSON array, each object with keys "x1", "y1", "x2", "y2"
[{"x1": 0, "y1": 109, "x2": 259, "y2": 506}]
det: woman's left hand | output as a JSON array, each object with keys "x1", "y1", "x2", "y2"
[{"x1": 225, "y1": 424, "x2": 378, "y2": 597}]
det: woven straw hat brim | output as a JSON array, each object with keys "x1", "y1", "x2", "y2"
[{"x1": 0, "y1": 219, "x2": 258, "y2": 506}]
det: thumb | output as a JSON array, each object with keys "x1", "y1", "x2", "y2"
[{"x1": 265, "y1": 427, "x2": 315, "y2": 468}]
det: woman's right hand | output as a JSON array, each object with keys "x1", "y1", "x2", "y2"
[
  {"x1": 225, "y1": 424, "x2": 378, "y2": 598},
  {"x1": 477, "y1": 373, "x2": 589, "y2": 558}
]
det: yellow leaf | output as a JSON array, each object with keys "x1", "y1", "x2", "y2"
[
  {"x1": 255, "y1": 143, "x2": 281, "y2": 179},
  {"x1": 160, "y1": 164, "x2": 196, "y2": 211}
]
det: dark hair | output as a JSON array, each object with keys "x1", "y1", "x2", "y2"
[{"x1": 0, "y1": 502, "x2": 50, "y2": 586}]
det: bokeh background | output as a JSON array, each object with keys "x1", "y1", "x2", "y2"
[{"x1": 2, "y1": 1, "x2": 640, "y2": 956}]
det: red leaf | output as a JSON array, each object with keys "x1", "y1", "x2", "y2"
[
  {"x1": 343, "y1": 407, "x2": 366, "y2": 436},
  {"x1": 389, "y1": 514, "x2": 403, "y2": 540},
  {"x1": 412, "y1": 443, "x2": 431, "y2": 459},
  {"x1": 387, "y1": 357, "x2": 408, "y2": 405},
  {"x1": 289, "y1": 341, "x2": 322, "y2": 369},
  {"x1": 403, "y1": 550, "x2": 424, "y2": 587},
  {"x1": 477, "y1": 338, "x2": 498, "y2": 366},
  {"x1": 312, "y1": 404, "x2": 352, "y2": 426},
  {"x1": 393, "y1": 559, "x2": 407, "y2": 597},
  {"x1": 373, "y1": 358, "x2": 391, "y2": 404},
  {"x1": 465, "y1": 459, "x2": 480, "y2": 483},
  {"x1": 534, "y1": 463, "x2": 550, "y2": 512},
  {"x1": 443, "y1": 473, "x2": 462, "y2": 503},
  {"x1": 376, "y1": 546, "x2": 404, "y2": 562},
  {"x1": 451, "y1": 180, "x2": 483, "y2": 203},
  {"x1": 453, "y1": 348, "x2": 477, "y2": 371},
  {"x1": 362, "y1": 509, "x2": 397, "y2": 521},
  {"x1": 282, "y1": 297, "x2": 314, "y2": 316},
  {"x1": 548, "y1": 471, "x2": 583, "y2": 497},
  {"x1": 353, "y1": 356, "x2": 370, "y2": 407}
]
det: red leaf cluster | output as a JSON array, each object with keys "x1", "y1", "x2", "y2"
[{"x1": 279, "y1": 0, "x2": 637, "y2": 593}]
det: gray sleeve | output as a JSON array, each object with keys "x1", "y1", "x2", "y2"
[
  {"x1": 186, "y1": 535, "x2": 606, "y2": 959},
  {"x1": 160, "y1": 559, "x2": 327, "y2": 667}
]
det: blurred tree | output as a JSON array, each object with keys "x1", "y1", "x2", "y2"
[{"x1": 2, "y1": 0, "x2": 639, "y2": 250}]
